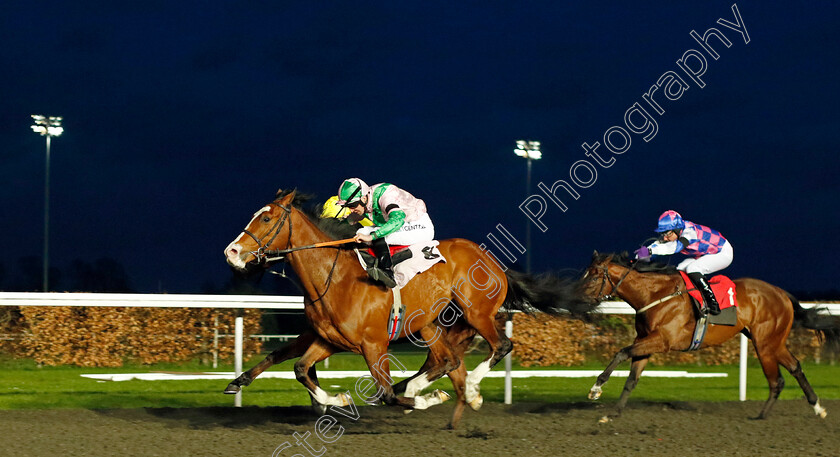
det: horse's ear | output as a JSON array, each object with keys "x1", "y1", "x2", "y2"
[
  {"x1": 275, "y1": 188, "x2": 284, "y2": 197},
  {"x1": 276, "y1": 189, "x2": 297, "y2": 204},
  {"x1": 592, "y1": 250, "x2": 599, "y2": 258}
]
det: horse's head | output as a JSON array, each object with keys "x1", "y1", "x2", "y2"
[
  {"x1": 579, "y1": 250, "x2": 632, "y2": 303},
  {"x1": 224, "y1": 190, "x2": 296, "y2": 271}
]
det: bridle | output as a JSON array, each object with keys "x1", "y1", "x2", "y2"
[
  {"x1": 244, "y1": 203, "x2": 293, "y2": 264},
  {"x1": 242, "y1": 202, "x2": 341, "y2": 303},
  {"x1": 589, "y1": 258, "x2": 637, "y2": 303},
  {"x1": 588, "y1": 257, "x2": 688, "y2": 314}
]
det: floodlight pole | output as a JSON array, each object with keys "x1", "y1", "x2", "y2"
[
  {"x1": 514, "y1": 140, "x2": 541, "y2": 274},
  {"x1": 525, "y1": 156, "x2": 532, "y2": 274},
  {"x1": 508, "y1": 140, "x2": 541, "y2": 405},
  {"x1": 43, "y1": 134, "x2": 51, "y2": 292},
  {"x1": 31, "y1": 115, "x2": 63, "y2": 292}
]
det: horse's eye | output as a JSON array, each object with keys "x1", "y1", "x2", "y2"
[{"x1": 262, "y1": 216, "x2": 271, "y2": 223}]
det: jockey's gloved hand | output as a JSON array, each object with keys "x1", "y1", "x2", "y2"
[{"x1": 634, "y1": 246, "x2": 651, "y2": 261}]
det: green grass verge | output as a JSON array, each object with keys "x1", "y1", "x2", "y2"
[{"x1": 2, "y1": 353, "x2": 839, "y2": 410}]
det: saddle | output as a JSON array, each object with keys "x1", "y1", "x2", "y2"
[
  {"x1": 679, "y1": 272, "x2": 738, "y2": 350},
  {"x1": 360, "y1": 245, "x2": 412, "y2": 268}
]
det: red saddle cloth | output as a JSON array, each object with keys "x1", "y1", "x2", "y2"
[
  {"x1": 679, "y1": 271, "x2": 738, "y2": 310},
  {"x1": 366, "y1": 245, "x2": 409, "y2": 257}
]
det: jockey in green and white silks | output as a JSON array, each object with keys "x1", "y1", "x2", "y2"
[{"x1": 336, "y1": 178, "x2": 434, "y2": 287}]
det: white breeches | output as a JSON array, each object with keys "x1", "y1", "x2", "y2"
[
  {"x1": 677, "y1": 241, "x2": 734, "y2": 275},
  {"x1": 358, "y1": 213, "x2": 435, "y2": 246}
]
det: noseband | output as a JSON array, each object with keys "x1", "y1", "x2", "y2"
[{"x1": 244, "y1": 203, "x2": 293, "y2": 264}]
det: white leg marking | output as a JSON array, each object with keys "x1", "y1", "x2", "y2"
[
  {"x1": 589, "y1": 384, "x2": 603, "y2": 400},
  {"x1": 412, "y1": 390, "x2": 450, "y2": 410},
  {"x1": 405, "y1": 372, "x2": 434, "y2": 398},
  {"x1": 814, "y1": 400, "x2": 827, "y2": 418},
  {"x1": 465, "y1": 360, "x2": 491, "y2": 403},
  {"x1": 309, "y1": 387, "x2": 349, "y2": 407}
]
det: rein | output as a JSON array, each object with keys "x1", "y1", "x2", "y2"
[
  {"x1": 262, "y1": 237, "x2": 356, "y2": 261},
  {"x1": 592, "y1": 258, "x2": 698, "y2": 314},
  {"x1": 597, "y1": 256, "x2": 689, "y2": 314},
  {"x1": 637, "y1": 290, "x2": 685, "y2": 313}
]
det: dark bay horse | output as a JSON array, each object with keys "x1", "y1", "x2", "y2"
[
  {"x1": 580, "y1": 251, "x2": 840, "y2": 420},
  {"x1": 223, "y1": 189, "x2": 589, "y2": 427}
]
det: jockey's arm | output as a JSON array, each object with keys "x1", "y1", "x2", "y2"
[
  {"x1": 372, "y1": 209, "x2": 406, "y2": 240},
  {"x1": 648, "y1": 239, "x2": 685, "y2": 256}
]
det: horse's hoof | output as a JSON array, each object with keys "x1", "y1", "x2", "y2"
[
  {"x1": 435, "y1": 389, "x2": 451, "y2": 403},
  {"x1": 337, "y1": 392, "x2": 351, "y2": 407},
  {"x1": 223, "y1": 384, "x2": 241, "y2": 395},
  {"x1": 588, "y1": 386, "x2": 602, "y2": 400},
  {"x1": 598, "y1": 415, "x2": 611, "y2": 424},
  {"x1": 403, "y1": 409, "x2": 414, "y2": 415},
  {"x1": 814, "y1": 401, "x2": 827, "y2": 419},
  {"x1": 468, "y1": 394, "x2": 483, "y2": 411}
]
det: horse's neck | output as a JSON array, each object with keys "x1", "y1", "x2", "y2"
[
  {"x1": 284, "y1": 209, "x2": 356, "y2": 302},
  {"x1": 615, "y1": 270, "x2": 677, "y2": 309}
]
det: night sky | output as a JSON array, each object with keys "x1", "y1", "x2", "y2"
[{"x1": 2, "y1": 2, "x2": 838, "y2": 296}]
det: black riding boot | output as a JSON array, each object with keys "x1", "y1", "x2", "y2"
[
  {"x1": 368, "y1": 238, "x2": 397, "y2": 288},
  {"x1": 688, "y1": 272, "x2": 721, "y2": 315}
]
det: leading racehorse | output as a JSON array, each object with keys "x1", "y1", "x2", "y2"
[
  {"x1": 580, "y1": 251, "x2": 840, "y2": 420},
  {"x1": 223, "y1": 189, "x2": 591, "y2": 427}
]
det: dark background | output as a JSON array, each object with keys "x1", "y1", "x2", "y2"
[{"x1": 1, "y1": 1, "x2": 838, "y2": 298}]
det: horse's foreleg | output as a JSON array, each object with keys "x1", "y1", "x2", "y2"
[
  {"x1": 598, "y1": 355, "x2": 651, "y2": 423},
  {"x1": 588, "y1": 347, "x2": 631, "y2": 400},
  {"x1": 393, "y1": 327, "x2": 441, "y2": 397},
  {"x1": 615, "y1": 355, "x2": 650, "y2": 413},
  {"x1": 404, "y1": 325, "x2": 460, "y2": 399},
  {"x1": 361, "y1": 342, "x2": 416, "y2": 409},
  {"x1": 224, "y1": 329, "x2": 317, "y2": 394},
  {"x1": 294, "y1": 337, "x2": 348, "y2": 412},
  {"x1": 590, "y1": 332, "x2": 665, "y2": 401}
]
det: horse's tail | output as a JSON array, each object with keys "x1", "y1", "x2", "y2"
[
  {"x1": 503, "y1": 269, "x2": 597, "y2": 319},
  {"x1": 788, "y1": 291, "x2": 840, "y2": 353}
]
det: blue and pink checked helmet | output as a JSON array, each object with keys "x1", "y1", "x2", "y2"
[{"x1": 655, "y1": 210, "x2": 685, "y2": 233}]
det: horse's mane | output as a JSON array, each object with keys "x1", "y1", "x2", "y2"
[
  {"x1": 596, "y1": 251, "x2": 678, "y2": 274},
  {"x1": 274, "y1": 188, "x2": 357, "y2": 240}
]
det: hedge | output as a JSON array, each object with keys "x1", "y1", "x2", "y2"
[
  {"x1": 2, "y1": 306, "x2": 262, "y2": 367},
  {"x1": 511, "y1": 313, "x2": 834, "y2": 367}
]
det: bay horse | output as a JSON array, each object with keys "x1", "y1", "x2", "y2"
[
  {"x1": 580, "y1": 251, "x2": 840, "y2": 420},
  {"x1": 223, "y1": 189, "x2": 589, "y2": 427}
]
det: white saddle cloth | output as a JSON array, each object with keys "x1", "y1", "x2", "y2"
[{"x1": 355, "y1": 241, "x2": 446, "y2": 288}]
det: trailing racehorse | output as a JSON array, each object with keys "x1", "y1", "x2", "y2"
[
  {"x1": 223, "y1": 189, "x2": 591, "y2": 427},
  {"x1": 580, "y1": 251, "x2": 840, "y2": 420}
]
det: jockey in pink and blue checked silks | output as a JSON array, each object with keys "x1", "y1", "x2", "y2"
[{"x1": 634, "y1": 210, "x2": 734, "y2": 315}]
